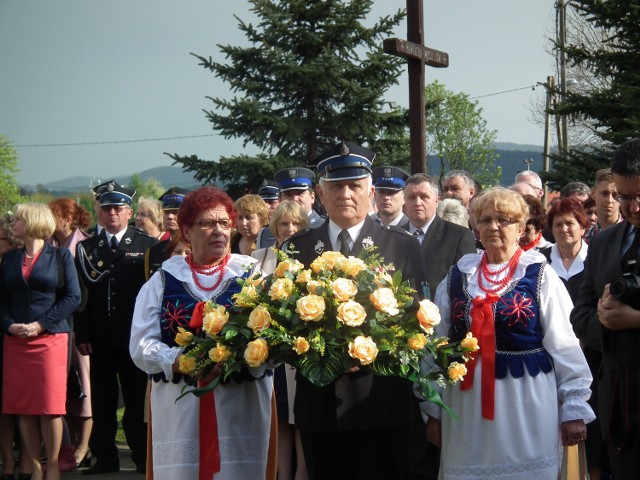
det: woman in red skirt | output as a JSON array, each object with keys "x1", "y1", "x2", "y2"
[{"x1": 0, "y1": 203, "x2": 81, "y2": 480}]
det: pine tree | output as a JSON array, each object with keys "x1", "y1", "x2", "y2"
[
  {"x1": 167, "y1": 0, "x2": 406, "y2": 197},
  {"x1": 546, "y1": 0, "x2": 640, "y2": 188}
]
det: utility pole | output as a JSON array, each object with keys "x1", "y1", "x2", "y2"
[
  {"x1": 542, "y1": 76, "x2": 555, "y2": 208},
  {"x1": 558, "y1": 0, "x2": 569, "y2": 155}
]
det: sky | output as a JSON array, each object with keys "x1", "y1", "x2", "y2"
[{"x1": 0, "y1": 0, "x2": 558, "y2": 186}]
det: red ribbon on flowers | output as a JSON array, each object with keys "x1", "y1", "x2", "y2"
[
  {"x1": 461, "y1": 294, "x2": 500, "y2": 420},
  {"x1": 190, "y1": 301, "x2": 206, "y2": 330},
  {"x1": 199, "y1": 388, "x2": 221, "y2": 479}
]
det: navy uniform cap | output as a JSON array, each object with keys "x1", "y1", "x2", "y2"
[
  {"x1": 258, "y1": 180, "x2": 280, "y2": 201},
  {"x1": 310, "y1": 141, "x2": 375, "y2": 181},
  {"x1": 159, "y1": 187, "x2": 189, "y2": 210},
  {"x1": 98, "y1": 181, "x2": 136, "y2": 206},
  {"x1": 91, "y1": 180, "x2": 114, "y2": 199},
  {"x1": 372, "y1": 165, "x2": 410, "y2": 191},
  {"x1": 274, "y1": 167, "x2": 315, "y2": 192}
]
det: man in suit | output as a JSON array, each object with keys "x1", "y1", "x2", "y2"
[
  {"x1": 144, "y1": 186, "x2": 189, "y2": 280},
  {"x1": 282, "y1": 141, "x2": 427, "y2": 480},
  {"x1": 257, "y1": 167, "x2": 325, "y2": 248},
  {"x1": 402, "y1": 173, "x2": 477, "y2": 478},
  {"x1": 571, "y1": 138, "x2": 640, "y2": 479},
  {"x1": 75, "y1": 181, "x2": 158, "y2": 475},
  {"x1": 371, "y1": 165, "x2": 410, "y2": 227}
]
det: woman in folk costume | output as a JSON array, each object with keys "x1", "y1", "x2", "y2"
[
  {"x1": 422, "y1": 187, "x2": 595, "y2": 480},
  {"x1": 130, "y1": 186, "x2": 275, "y2": 480}
]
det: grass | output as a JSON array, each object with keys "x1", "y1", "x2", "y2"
[{"x1": 116, "y1": 407, "x2": 126, "y2": 444}]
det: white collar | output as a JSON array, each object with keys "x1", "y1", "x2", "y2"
[{"x1": 327, "y1": 219, "x2": 366, "y2": 251}]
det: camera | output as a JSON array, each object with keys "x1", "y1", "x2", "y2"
[{"x1": 610, "y1": 272, "x2": 640, "y2": 309}]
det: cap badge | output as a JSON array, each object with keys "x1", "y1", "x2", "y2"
[
  {"x1": 289, "y1": 169, "x2": 297, "y2": 178},
  {"x1": 107, "y1": 182, "x2": 114, "y2": 192},
  {"x1": 340, "y1": 142, "x2": 350, "y2": 156},
  {"x1": 314, "y1": 240, "x2": 325, "y2": 255},
  {"x1": 384, "y1": 167, "x2": 392, "y2": 177},
  {"x1": 361, "y1": 236, "x2": 374, "y2": 249}
]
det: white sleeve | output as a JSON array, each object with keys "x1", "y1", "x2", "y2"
[
  {"x1": 539, "y1": 265, "x2": 596, "y2": 424},
  {"x1": 129, "y1": 272, "x2": 182, "y2": 381}
]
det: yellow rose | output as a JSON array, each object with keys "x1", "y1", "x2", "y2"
[
  {"x1": 310, "y1": 257, "x2": 325, "y2": 274},
  {"x1": 269, "y1": 278, "x2": 294, "y2": 301},
  {"x1": 174, "y1": 327, "x2": 194, "y2": 347},
  {"x1": 178, "y1": 355, "x2": 197, "y2": 375},
  {"x1": 369, "y1": 288, "x2": 400, "y2": 316},
  {"x1": 320, "y1": 250, "x2": 345, "y2": 269},
  {"x1": 234, "y1": 284, "x2": 259, "y2": 307},
  {"x1": 448, "y1": 362, "x2": 467, "y2": 383},
  {"x1": 209, "y1": 343, "x2": 231, "y2": 363},
  {"x1": 417, "y1": 299, "x2": 441, "y2": 335},
  {"x1": 374, "y1": 271, "x2": 394, "y2": 288},
  {"x1": 340, "y1": 256, "x2": 367, "y2": 276},
  {"x1": 348, "y1": 335, "x2": 379, "y2": 365},
  {"x1": 244, "y1": 338, "x2": 269, "y2": 367},
  {"x1": 293, "y1": 337, "x2": 310, "y2": 355},
  {"x1": 202, "y1": 305, "x2": 229, "y2": 335},
  {"x1": 331, "y1": 278, "x2": 358, "y2": 301},
  {"x1": 407, "y1": 333, "x2": 428, "y2": 351},
  {"x1": 274, "y1": 259, "x2": 304, "y2": 278},
  {"x1": 337, "y1": 300, "x2": 367, "y2": 327},
  {"x1": 295, "y1": 269, "x2": 312, "y2": 284},
  {"x1": 460, "y1": 332, "x2": 480, "y2": 352},
  {"x1": 247, "y1": 305, "x2": 272, "y2": 333},
  {"x1": 296, "y1": 294, "x2": 326, "y2": 322},
  {"x1": 306, "y1": 280, "x2": 324, "y2": 295}
]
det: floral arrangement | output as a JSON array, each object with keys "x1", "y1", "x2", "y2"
[{"x1": 176, "y1": 246, "x2": 478, "y2": 411}]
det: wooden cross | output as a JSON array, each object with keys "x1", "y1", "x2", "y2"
[{"x1": 384, "y1": 0, "x2": 449, "y2": 174}]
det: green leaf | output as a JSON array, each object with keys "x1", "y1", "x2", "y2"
[{"x1": 297, "y1": 353, "x2": 343, "y2": 388}]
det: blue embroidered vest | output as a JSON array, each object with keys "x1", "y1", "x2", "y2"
[{"x1": 448, "y1": 262, "x2": 553, "y2": 379}]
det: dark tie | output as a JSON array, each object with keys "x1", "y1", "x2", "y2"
[
  {"x1": 338, "y1": 229, "x2": 351, "y2": 256},
  {"x1": 110, "y1": 236, "x2": 119, "y2": 250},
  {"x1": 622, "y1": 228, "x2": 640, "y2": 273},
  {"x1": 413, "y1": 228, "x2": 423, "y2": 242}
]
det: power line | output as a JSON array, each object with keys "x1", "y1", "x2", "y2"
[
  {"x1": 14, "y1": 84, "x2": 544, "y2": 148},
  {"x1": 14, "y1": 133, "x2": 220, "y2": 148}
]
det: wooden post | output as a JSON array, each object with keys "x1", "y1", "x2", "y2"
[{"x1": 384, "y1": 0, "x2": 449, "y2": 174}]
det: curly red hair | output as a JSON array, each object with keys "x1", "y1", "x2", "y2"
[{"x1": 177, "y1": 186, "x2": 237, "y2": 236}]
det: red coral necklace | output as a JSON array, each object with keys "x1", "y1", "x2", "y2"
[
  {"x1": 478, "y1": 248, "x2": 523, "y2": 294},
  {"x1": 186, "y1": 252, "x2": 230, "y2": 292}
]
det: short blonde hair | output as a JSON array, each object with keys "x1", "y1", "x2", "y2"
[
  {"x1": 234, "y1": 194, "x2": 270, "y2": 226},
  {"x1": 470, "y1": 187, "x2": 529, "y2": 228},
  {"x1": 269, "y1": 200, "x2": 309, "y2": 239},
  {"x1": 137, "y1": 197, "x2": 164, "y2": 231},
  {"x1": 13, "y1": 203, "x2": 57, "y2": 240}
]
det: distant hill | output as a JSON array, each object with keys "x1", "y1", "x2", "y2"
[{"x1": 35, "y1": 143, "x2": 545, "y2": 193}]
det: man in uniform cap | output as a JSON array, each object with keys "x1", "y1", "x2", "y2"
[
  {"x1": 256, "y1": 167, "x2": 325, "y2": 248},
  {"x1": 75, "y1": 180, "x2": 158, "y2": 474},
  {"x1": 257, "y1": 179, "x2": 281, "y2": 215},
  {"x1": 281, "y1": 141, "x2": 427, "y2": 479},
  {"x1": 371, "y1": 165, "x2": 410, "y2": 227},
  {"x1": 88, "y1": 180, "x2": 113, "y2": 236},
  {"x1": 144, "y1": 186, "x2": 190, "y2": 280}
]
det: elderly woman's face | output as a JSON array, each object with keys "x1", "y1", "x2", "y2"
[
  {"x1": 275, "y1": 214, "x2": 303, "y2": 245},
  {"x1": 9, "y1": 214, "x2": 26, "y2": 240},
  {"x1": 519, "y1": 220, "x2": 541, "y2": 247},
  {"x1": 135, "y1": 208, "x2": 158, "y2": 235},
  {"x1": 236, "y1": 209, "x2": 262, "y2": 239},
  {"x1": 477, "y1": 206, "x2": 523, "y2": 253},
  {"x1": 183, "y1": 206, "x2": 233, "y2": 263},
  {"x1": 552, "y1": 213, "x2": 584, "y2": 251}
]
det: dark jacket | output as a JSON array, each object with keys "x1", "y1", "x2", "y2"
[
  {"x1": 75, "y1": 227, "x2": 157, "y2": 351},
  {"x1": 0, "y1": 243, "x2": 81, "y2": 334},
  {"x1": 282, "y1": 215, "x2": 428, "y2": 431}
]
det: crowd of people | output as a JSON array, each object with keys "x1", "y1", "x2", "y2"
[{"x1": 2, "y1": 138, "x2": 640, "y2": 479}]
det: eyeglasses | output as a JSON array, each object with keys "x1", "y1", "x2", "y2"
[
  {"x1": 100, "y1": 205, "x2": 129, "y2": 213},
  {"x1": 195, "y1": 219, "x2": 233, "y2": 230},
  {"x1": 135, "y1": 212, "x2": 152, "y2": 218},
  {"x1": 615, "y1": 194, "x2": 640, "y2": 205},
  {"x1": 477, "y1": 216, "x2": 516, "y2": 227}
]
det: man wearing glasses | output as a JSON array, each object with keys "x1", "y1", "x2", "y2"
[
  {"x1": 572, "y1": 138, "x2": 640, "y2": 479},
  {"x1": 75, "y1": 181, "x2": 158, "y2": 475}
]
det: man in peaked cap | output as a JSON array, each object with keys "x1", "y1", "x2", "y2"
[
  {"x1": 257, "y1": 179, "x2": 281, "y2": 215},
  {"x1": 88, "y1": 180, "x2": 114, "y2": 235},
  {"x1": 75, "y1": 181, "x2": 158, "y2": 475},
  {"x1": 371, "y1": 165, "x2": 410, "y2": 228},
  {"x1": 144, "y1": 186, "x2": 190, "y2": 280},
  {"x1": 281, "y1": 141, "x2": 428, "y2": 479},
  {"x1": 256, "y1": 167, "x2": 326, "y2": 248}
]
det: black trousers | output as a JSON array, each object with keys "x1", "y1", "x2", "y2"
[
  {"x1": 300, "y1": 425, "x2": 410, "y2": 480},
  {"x1": 88, "y1": 349, "x2": 148, "y2": 464}
]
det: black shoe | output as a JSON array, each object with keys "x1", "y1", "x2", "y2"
[
  {"x1": 81, "y1": 459, "x2": 120, "y2": 475},
  {"x1": 135, "y1": 461, "x2": 146, "y2": 474}
]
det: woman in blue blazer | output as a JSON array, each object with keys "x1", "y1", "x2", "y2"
[{"x1": 0, "y1": 203, "x2": 81, "y2": 480}]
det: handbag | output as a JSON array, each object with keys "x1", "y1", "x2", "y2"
[{"x1": 561, "y1": 441, "x2": 589, "y2": 480}]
